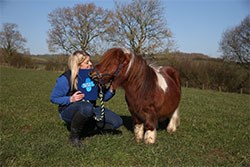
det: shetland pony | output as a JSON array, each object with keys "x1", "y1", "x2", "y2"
[{"x1": 91, "y1": 48, "x2": 181, "y2": 144}]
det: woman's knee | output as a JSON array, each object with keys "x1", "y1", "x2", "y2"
[
  {"x1": 78, "y1": 101, "x2": 94, "y2": 117},
  {"x1": 113, "y1": 116, "x2": 123, "y2": 129},
  {"x1": 60, "y1": 110, "x2": 77, "y2": 122},
  {"x1": 104, "y1": 108, "x2": 123, "y2": 129}
]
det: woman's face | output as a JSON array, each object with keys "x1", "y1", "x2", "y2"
[{"x1": 79, "y1": 56, "x2": 93, "y2": 69}]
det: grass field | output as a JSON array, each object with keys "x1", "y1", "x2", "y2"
[{"x1": 1, "y1": 66, "x2": 250, "y2": 167}]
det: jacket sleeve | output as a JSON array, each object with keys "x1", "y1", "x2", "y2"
[
  {"x1": 50, "y1": 75, "x2": 71, "y2": 105},
  {"x1": 103, "y1": 88, "x2": 116, "y2": 102}
]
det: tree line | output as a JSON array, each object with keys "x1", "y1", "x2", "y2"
[
  {"x1": 0, "y1": 0, "x2": 249, "y2": 93},
  {"x1": 154, "y1": 52, "x2": 250, "y2": 94}
]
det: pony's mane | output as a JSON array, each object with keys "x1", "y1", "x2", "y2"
[
  {"x1": 125, "y1": 52, "x2": 157, "y2": 97},
  {"x1": 99, "y1": 48, "x2": 124, "y2": 68}
]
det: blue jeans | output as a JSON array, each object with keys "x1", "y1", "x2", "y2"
[{"x1": 60, "y1": 101, "x2": 123, "y2": 129}]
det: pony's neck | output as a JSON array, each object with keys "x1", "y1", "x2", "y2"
[{"x1": 120, "y1": 56, "x2": 155, "y2": 93}]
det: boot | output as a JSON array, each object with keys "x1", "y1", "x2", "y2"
[{"x1": 69, "y1": 111, "x2": 88, "y2": 147}]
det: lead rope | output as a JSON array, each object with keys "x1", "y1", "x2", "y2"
[{"x1": 93, "y1": 88, "x2": 105, "y2": 122}]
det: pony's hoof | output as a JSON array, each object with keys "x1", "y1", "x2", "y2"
[
  {"x1": 144, "y1": 138, "x2": 155, "y2": 144},
  {"x1": 144, "y1": 129, "x2": 156, "y2": 144},
  {"x1": 135, "y1": 138, "x2": 143, "y2": 143},
  {"x1": 167, "y1": 127, "x2": 176, "y2": 134}
]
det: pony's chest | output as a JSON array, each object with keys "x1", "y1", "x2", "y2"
[
  {"x1": 125, "y1": 92, "x2": 156, "y2": 112},
  {"x1": 125, "y1": 93, "x2": 141, "y2": 110}
]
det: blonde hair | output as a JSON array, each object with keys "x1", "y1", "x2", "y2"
[{"x1": 68, "y1": 51, "x2": 90, "y2": 90}]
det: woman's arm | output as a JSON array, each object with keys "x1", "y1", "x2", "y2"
[
  {"x1": 50, "y1": 76, "x2": 71, "y2": 105},
  {"x1": 103, "y1": 85, "x2": 116, "y2": 102}
]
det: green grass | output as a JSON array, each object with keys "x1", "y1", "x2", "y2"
[{"x1": 1, "y1": 66, "x2": 250, "y2": 166}]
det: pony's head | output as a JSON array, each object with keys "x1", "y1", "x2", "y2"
[{"x1": 90, "y1": 48, "x2": 133, "y2": 88}]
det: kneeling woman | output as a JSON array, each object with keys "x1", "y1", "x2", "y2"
[{"x1": 50, "y1": 51, "x2": 123, "y2": 147}]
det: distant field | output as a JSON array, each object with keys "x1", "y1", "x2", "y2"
[{"x1": 1, "y1": 66, "x2": 249, "y2": 166}]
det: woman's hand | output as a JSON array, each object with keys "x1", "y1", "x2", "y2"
[{"x1": 70, "y1": 91, "x2": 84, "y2": 103}]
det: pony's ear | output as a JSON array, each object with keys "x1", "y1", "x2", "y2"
[{"x1": 117, "y1": 49, "x2": 131, "y2": 65}]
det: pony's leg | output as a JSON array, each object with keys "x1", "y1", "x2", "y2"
[
  {"x1": 144, "y1": 112, "x2": 157, "y2": 144},
  {"x1": 134, "y1": 124, "x2": 144, "y2": 143},
  {"x1": 167, "y1": 106, "x2": 180, "y2": 134},
  {"x1": 132, "y1": 114, "x2": 144, "y2": 143}
]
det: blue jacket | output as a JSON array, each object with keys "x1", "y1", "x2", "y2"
[{"x1": 50, "y1": 70, "x2": 115, "y2": 111}]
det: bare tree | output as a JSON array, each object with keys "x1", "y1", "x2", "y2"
[
  {"x1": 0, "y1": 23, "x2": 27, "y2": 62},
  {"x1": 47, "y1": 3, "x2": 112, "y2": 54},
  {"x1": 219, "y1": 15, "x2": 250, "y2": 70},
  {"x1": 107, "y1": 0, "x2": 173, "y2": 54}
]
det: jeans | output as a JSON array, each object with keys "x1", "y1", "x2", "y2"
[{"x1": 60, "y1": 101, "x2": 123, "y2": 129}]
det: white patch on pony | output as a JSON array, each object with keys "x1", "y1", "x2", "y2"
[
  {"x1": 134, "y1": 124, "x2": 144, "y2": 143},
  {"x1": 144, "y1": 129, "x2": 156, "y2": 144},
  {"x1": 167, "y1": 105, "x2": 180, "y2": 134},
  {"x1": 125, "y1": 51, "x2": 135, "y2": 75},
  {"x1": 150, "y1": 64, "x2": 161, "y2": 72},
  {"x1": 151, "y1": 66, "x2": 168, "y2": 92}
]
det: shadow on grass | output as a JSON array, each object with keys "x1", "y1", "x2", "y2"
[
  {"x1": 63, "y1": 115, "x2": 170, "y2": 139},
  {"x1": 63, "y1": 118, "x2": 122, "y2": 139},
  {"x1": 120, "y1": 115, "x2": 170, "y2": 132},
  {"x1": 120, "y1": 115, "x2": 133, "y2": 132}
]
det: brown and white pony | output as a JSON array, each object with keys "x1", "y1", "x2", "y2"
[{"x1": 91, "y1": 48, "x2": 181, "y2": 144}]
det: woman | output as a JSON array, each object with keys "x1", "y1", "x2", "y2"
[{"x1": 50, "y1": 51, "x2": 123, "y2": 147}]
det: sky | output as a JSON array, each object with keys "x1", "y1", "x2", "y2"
[{"x1": 0, "y1": 0, "x2": 249, "y2": 57}]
